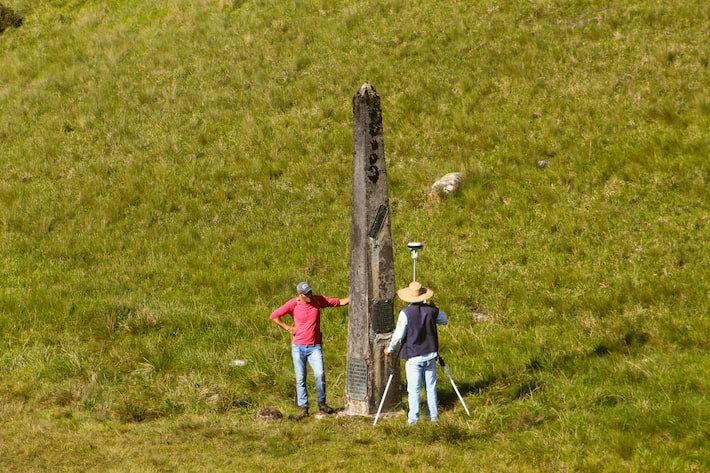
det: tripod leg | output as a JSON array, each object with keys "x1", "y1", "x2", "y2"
[{"x1": 443, "y1": 366, "x2": 470, "y2": 416}]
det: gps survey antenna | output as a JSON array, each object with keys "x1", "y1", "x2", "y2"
[{"x1": 407, "y1": 241, "x2": 423, "y2": 282}]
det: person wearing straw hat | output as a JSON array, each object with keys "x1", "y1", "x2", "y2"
[
  {"x1": 384, "y1": 281, "x2": 448, "y2": 424},
  {"x1": 270, "y1": 281, "x2": 349, "y2": 420}
]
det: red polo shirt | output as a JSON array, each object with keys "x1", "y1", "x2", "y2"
[{"x1": 270, "y1": 295, "x2": 341, "y2": 345}]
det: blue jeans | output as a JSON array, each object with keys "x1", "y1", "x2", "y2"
[
  {"x1": 291, "y1": 344, "x2": 326, "y2": 407},
  {"x1": 405, "y1": 357, "x2": 438, "y2": 424}
]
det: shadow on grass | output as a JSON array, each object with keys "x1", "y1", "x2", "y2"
[
  {"x1": 589, "y1": 330, "x2": 650, "y2": 357},
  {"x1": 435, "y1": 329, "x2": 651, "y2": 410},
  {"x1": 0, "y1": 3, "x2": 23, "y2": 34},
  {"x1": 438, "y1": 373, "x2": 499, "y2": 411},
  {"x1": 285, "y1": 406, "x2": 347, "y2": 421},
  {"x1": 523, "y1": 329, "x2": 651, "y2": 374}
]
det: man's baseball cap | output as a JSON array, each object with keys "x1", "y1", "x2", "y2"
[{"x1": 296, "y1": 282, "x2": 313, "y2": 294}]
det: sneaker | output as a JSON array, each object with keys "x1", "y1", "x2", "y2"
[
  {"x1": 295, "y1": 406, "x2": 309, "y2": 420},
  {"x1": 318, "y1": 403, "x2": 335, "y2": 415}
]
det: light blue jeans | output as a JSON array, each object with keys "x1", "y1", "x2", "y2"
[
  {"x1": 291, "y1": 344, "x2": 326, "y2": 407},
  {"x1": 405, "y1": 357, "x2": 438, "y2": 424}
]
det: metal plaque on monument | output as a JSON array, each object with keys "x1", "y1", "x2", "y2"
[{"x1": 343, "y1": 83, "x2": 401, "y2": 416}]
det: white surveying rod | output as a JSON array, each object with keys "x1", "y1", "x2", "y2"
[
  {"x1": 373, "y1": 345, "x2": 402, "y2": 426},
  {"x1": 407, "y1": 242, "x2": 423, "y2": 282},
  {"x1": 373, "y1": 373, "x2": 393, "y2": 425}
]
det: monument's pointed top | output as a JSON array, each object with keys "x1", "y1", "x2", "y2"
[{"x1": 357, "y1": 82, "x2": 378, "y2": 97}]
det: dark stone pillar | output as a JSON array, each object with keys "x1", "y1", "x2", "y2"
[{"x1": 344, "y1": 84, "x2": 401, "y2": 416}]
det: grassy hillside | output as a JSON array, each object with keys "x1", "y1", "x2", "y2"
[{"x1": 1, "y1": 0, "x2": 708, "y2": 471}]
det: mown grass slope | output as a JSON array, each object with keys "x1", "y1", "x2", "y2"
[{"x1": 1, "y1": 0, "x2": 708, "y2": 471}]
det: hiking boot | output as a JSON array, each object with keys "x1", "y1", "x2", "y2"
[
  {"x1": 294, "y1": 406, "x2": 309, "y2": 420},
  {"x1": 318, "y1": 403, "x2": 335, "y2": 415}
]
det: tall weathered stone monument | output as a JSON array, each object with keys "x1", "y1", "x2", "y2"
[{"x1": 344, "y1": 84, "x2": 401, "y2": 416}]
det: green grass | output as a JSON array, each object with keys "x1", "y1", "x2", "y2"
[{"x1": 1, "y1": 0, "x2": 709, "y2": 471}]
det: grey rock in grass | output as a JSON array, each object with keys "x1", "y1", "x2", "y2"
[
  {"x1": 229, "y1": 359, "x2": 247, "y2": 367},
  {"x1": 430, "y1": 172, "x2": 463, "y2": 197},
  {"x1": 256, "y1": 407, "x2": 283, "y2": 421},
  {"x1": 207, "y1": 394, "x2": 221, "y2": 405},
  {"x1": 471, "y1": 307, "x2": 489, "y2": 323},
  {"x1": 537, "y1": 160, "x2": 549, "y2": 169}
]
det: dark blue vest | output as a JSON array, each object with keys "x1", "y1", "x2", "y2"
[{"x1": 401, "y1": 303, "x2": 439, "y2": 360}]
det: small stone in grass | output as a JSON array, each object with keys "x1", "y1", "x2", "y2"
[
  {"x1": 430, "y1": 172, "x2": 463, "y2": 197},
  {"x1": 256, "y1": 407, "x2": 283, "y2": 421},
  {"x1": 207, "y1": 394, "x2": 221, "y2": 405},
  {"x1": 230, "y1": 359, "x2": 247, "y2": 367},
  {"x1": 537, "y1": 160, "x2": 549, "y2": 169},
  {"x1": 471, "y1": 306, "x2": 489, "y2": 323}
]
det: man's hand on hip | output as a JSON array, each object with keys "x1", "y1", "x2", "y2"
[{"x1": 271, "y1": 317, "x2": 296, "y2": 336}]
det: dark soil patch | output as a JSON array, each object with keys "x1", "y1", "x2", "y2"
[
  {"x1": 0, "y1": 3, "x2": 23, "y2": 34},
  {"x1": 256, "y1": 407, "x2": 283, "y2": 421}
]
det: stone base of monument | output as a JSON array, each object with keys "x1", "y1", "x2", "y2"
[{"x1": 337, "y1": 408, "x2": 404, "y2": 419}]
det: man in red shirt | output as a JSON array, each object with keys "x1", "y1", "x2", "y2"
[{"x1": 270, "y1": 281, "x2": 349, "y2": 419}]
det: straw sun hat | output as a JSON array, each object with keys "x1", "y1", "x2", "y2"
[{"x1": 397, "y1": 281, "x2": 434, "y2": 303}]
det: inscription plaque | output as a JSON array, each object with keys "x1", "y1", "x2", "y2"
[
  {"x1": 372, "y1": 299, "x2": 394, "y2": 334},
  {"x1": 347, "y1": 357, "x2": 368, "y2": 401},
  {"x1": 368, "y1": 205, "x2": 388, "y2": 239}
]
